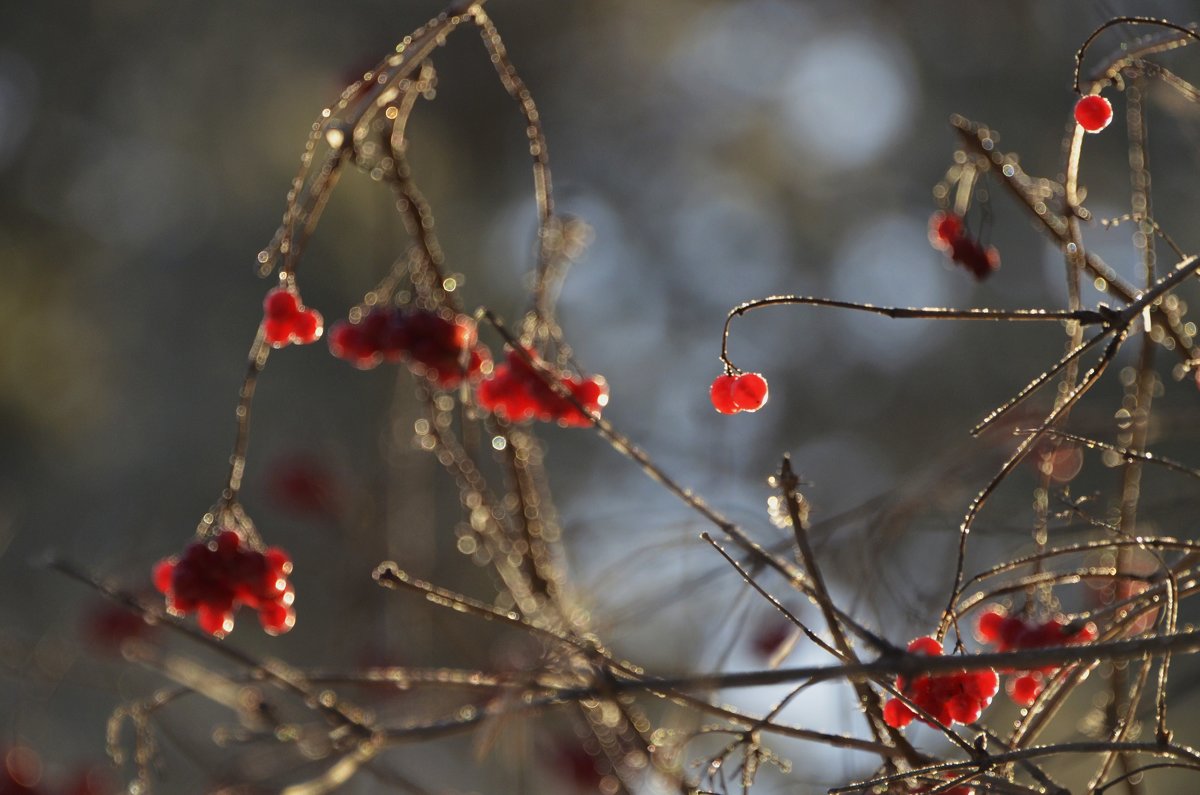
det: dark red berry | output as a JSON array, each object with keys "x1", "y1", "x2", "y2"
[
  {"x1": 1074, "y1": 94, "x2": 1113, "y2": 133},
  {"x1": 84, "y1": 602, "x2": 153, "y2": 653},
  {"x1": 328, "y1": 320, "x2": 381, "y2": 369},
  {"x1": 264, "y1": 288, "x2": 299, "y2": 319},
  {"x1": 266, "y1": 454, "x2": 342, "y2": 521},
  {"x1": 950, "y1": 237, "x2": 1000, "y2": 281}
]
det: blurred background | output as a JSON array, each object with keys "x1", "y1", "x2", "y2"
[{"x1": 5, "y1": 0, "x2": 1200, "y2": 791}]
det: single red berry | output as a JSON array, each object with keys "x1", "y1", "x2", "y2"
[
  {"x1": 264, "y1": 287, "x2": 299, "y2": 320},
  {"x1": 751, "y1": 620, "x2": 793, "y2": 659},
  {"x1": 732, "y1": 372, "x2": 769, "y2": 412},
  {"x1": 928, "y1": 211, "x2": 964, "y2": 251},
  {"x1": 153, "y1": 559, "x2": 176, "y2": 594},
  {"x1": 573, "y1": 377, "x2": 609, "y2": 411},
  {"x1": 85, "y1": 602, "x2": 154, "y2": 653},
  {"x1": 263, "y1": 317, "x2": 295, "y2": 347},
  {"x1": 1008, "y1": 672, "x2": 1043, "y2": 707},
  {"x1": 975, "y1": 605, "x2": 1006, "y2": 644},
  {"x1": 907, "y1": 636, "x2": 943, "y2": 656},
  {"x1": 950, "y1": 237, "x2": 1000, "y2": 281},
  {"x1": 197, "y1": 604, "x2": 233, "y2": 637},
  {"x1": 710, "y1": 374, "x2": 740, "y2": 414},
  {"x1": 968, "y1": 668, "x2": 999, "y2": 701},
  {"x1": 292, "y1": 308, "x2": 323, "y2": 344},
  {"x1": 947, "y1": 693, "x2": 982, "y2": 725},
  {"x1": 1074, "y1": 94, "x2": 1113, "y2": 133},
  {"x1": 259, "y1": 601, "x2": 295, "y2": 635},
  {"x1": 882, "y1": 697, "x2": 914, "y2": 728}
]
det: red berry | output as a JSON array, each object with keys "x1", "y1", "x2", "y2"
[
  {"x1": 732, "y1": 372, "x2": 769, "y2": 412},
  {"x1": 928, "y1": 211, "x2": 964, "y2": 251},
  {"x1": 968, "y1": 668, "x2": 999, "y2": 701},
  {"x1": 947, "y1": 694, "x2": 982, "y2": 725},
  {"x1": 907, "y1": 636, "x2": 943, "y2": 656},
  {"x1": 975, "y1": 605, "x2": 1006, "y2": 643},
  {"x1": 259, "y1": 601, "x2": 295, "y2": 635},
  {"x1": 1074, "y1": 94, "x2": 1113, "y2": 133},
  {"x1": 153, "y1": 559, "x2": 176, "y2": 594},
  {"x1": 710, "y1": 374, "x2": 740, "y2": 414},
  {"x1": 85, "y1": 602, "x2": 154, "y2": 653},
  {"x1": 1008, "y1": 673, "x2": 1042, "y2": 707},
  {"x1": 882, "y1": 697, "x2": 914, "y2": 728},
  {"x1": 1071, "y1": 621, "x2": 1098, "y2": 643},
  {"x1": 264, "y1": 287, "x2": 299, "y2": 319},
  {"x1": 263, "y1": 318, "x2": 294, "y2": 347},
  {"x1": 950, "y1": 237, "x2": 1000, "y2": 280},
  {"x1": 292, "y1": 308, "x2": 323, "y2": 344},
  {"x1": 197, "y1": 604, "x2": 233, "y2": 637},
  {"x1": 573, "y1": 377, "x2": 609, "y2": 411},
  {"x1": 751, "y1": 620, "x2": 793, "y2": 659}
]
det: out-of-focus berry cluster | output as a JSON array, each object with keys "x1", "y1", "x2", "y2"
[
  {"x1": 328, "y1": 306, "x2": 490, "y2": 387},
  {"x1": 154, "y1": 530, "x2": 295, "y2": 638},
  {"x1": 975, "y1": 604, "x2": 1097, "y2": 706},
  {"x1": 477, "y1": 347, "x2": 608, "y2": 426}
]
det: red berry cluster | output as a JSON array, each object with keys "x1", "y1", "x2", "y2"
[
  {"x1": 882, "y1": 636, "x2": 999, "y2": 729},
  {"x1": 262, "y1": 287, "x2": 324, "y2": 348},
  {"x1": 928, "y1": 211, "x2": 1000, "y2": 281},
  {"x1": 153, "y1": 530, "x2": 295, "y2": 638},
  {"x1": 328, "y1": 306, "x2": 489, "y2": 387},
  {"x1": 1074, "y1": 94, "x2": 1113, "y2": 133},
  {"x1": 709, "y1": 372, "x2": 769, "y2": 415},
  {"x1": 477, "y1": 347, "x2": 609, "y2": 426},
  {"x1": 975, "y1": 605, "x2": 1097, "y2": 707}
]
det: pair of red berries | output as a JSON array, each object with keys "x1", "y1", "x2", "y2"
[
  {"x1": 328, "y1": 306, "x2": 490, "y2": 388},
  {"x1": 1074, "y1": 94, "x2": 1113, "y2": 133},
  {"x1": 975, "y1": 604, "x2": 1097, "y2": 707},
  {"x1": 882, "y1": 636, "x2": 999, "y2": 729},
  {"x1": 153, "y1": 530, "x2": 295, "y2": 637},
  {"x1": 477, "y1": 347, "x2": 609, "y2": 426},
  {"x1": 262, "y1": 287, "x2": 324, "y2": 348},
  {"x1": 709, "y1": 372, "x2": 769, "y2": 415},
  {"x1": 928, "y1": 212, "x2": 1000, "y2": 281}
]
